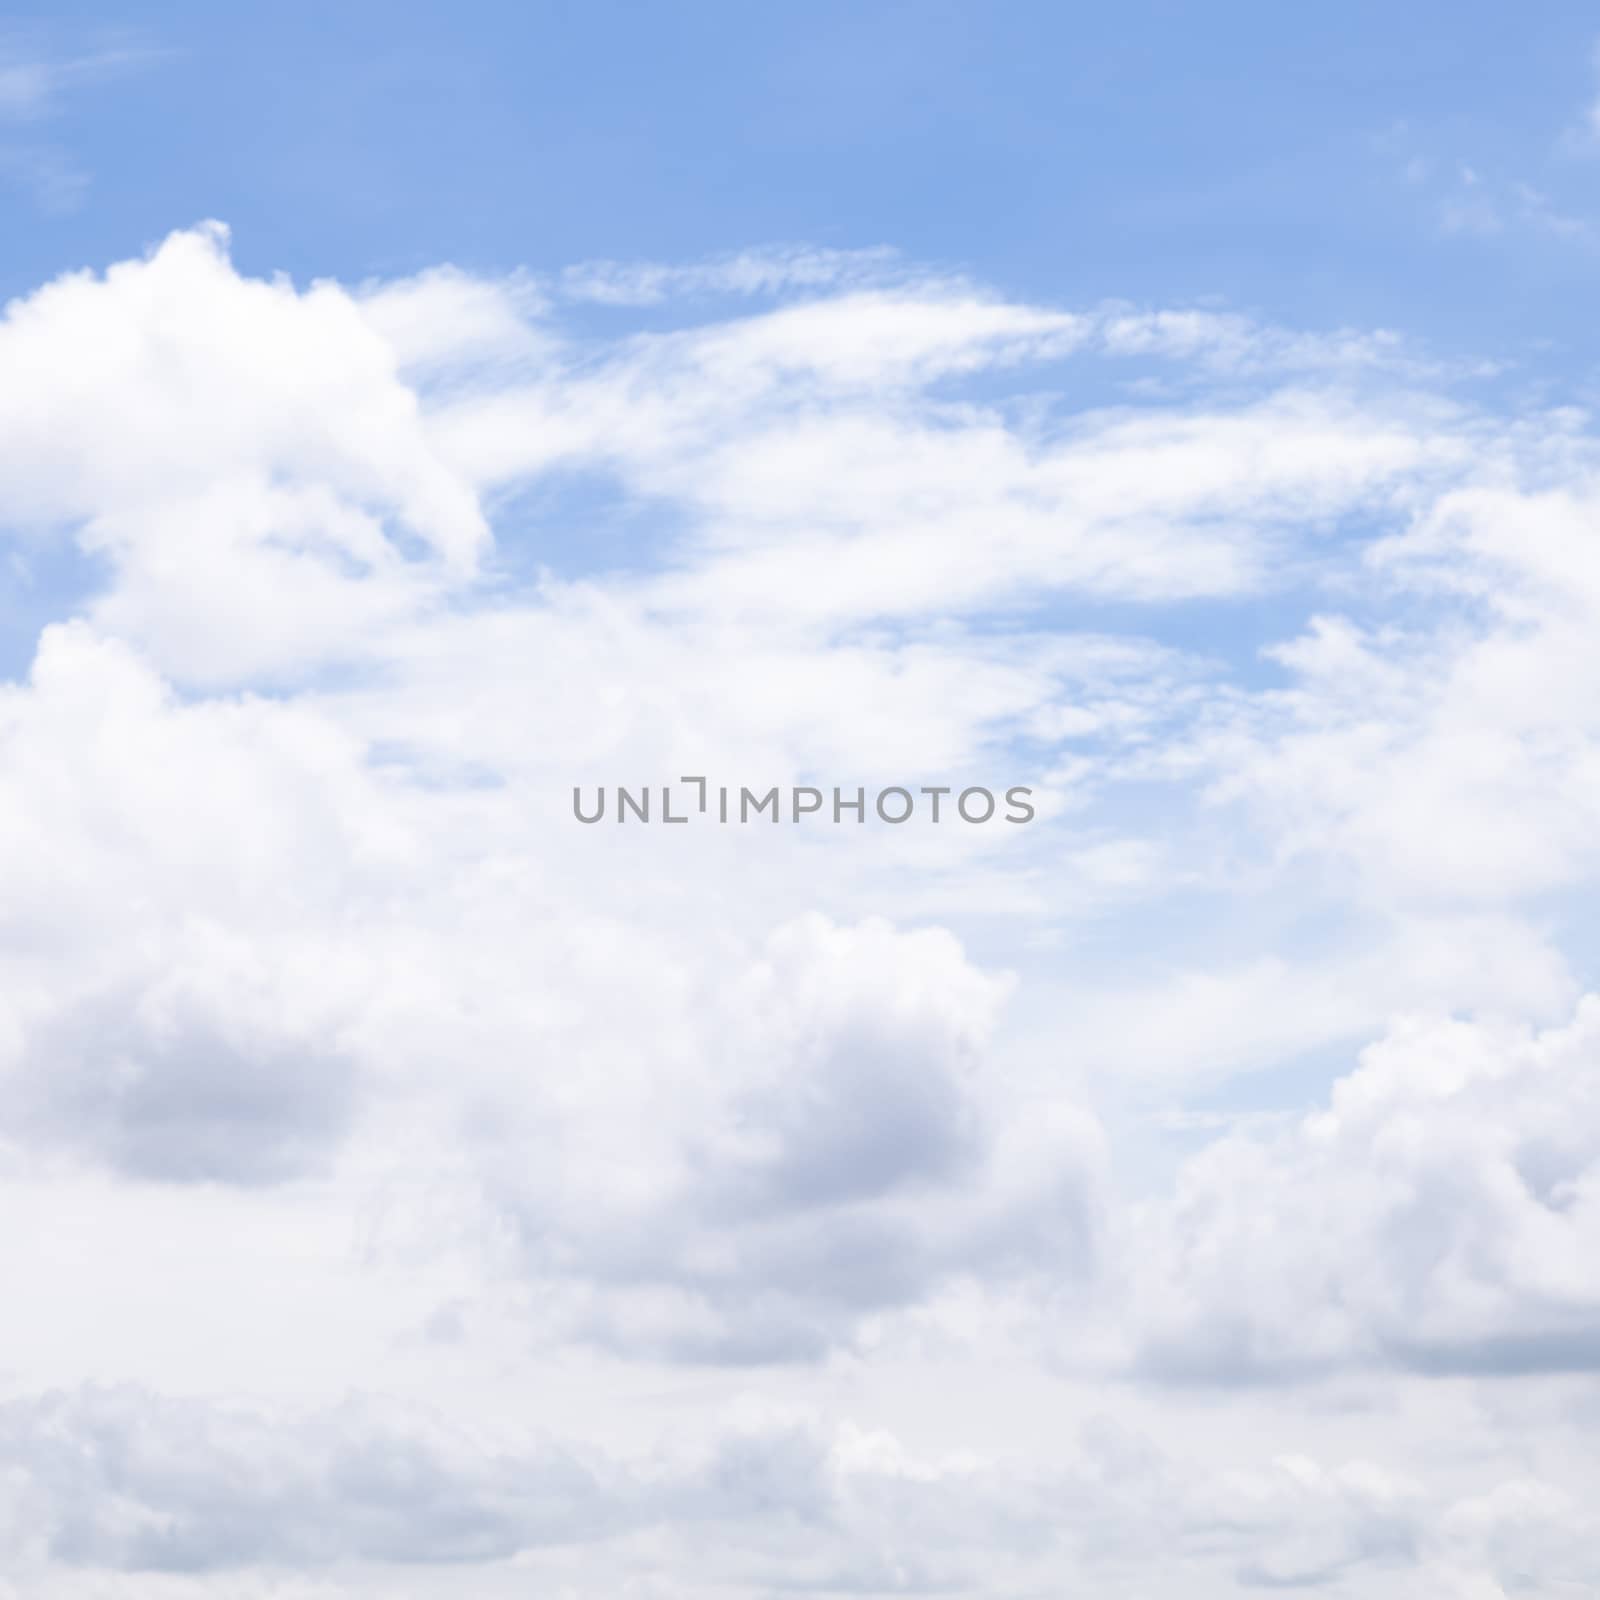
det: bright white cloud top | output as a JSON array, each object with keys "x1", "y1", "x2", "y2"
[{"x1": 4, "y1": 222, "x2": 1600, "y2": 1598}]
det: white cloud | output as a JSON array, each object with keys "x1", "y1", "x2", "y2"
[
  {"x1": 0, "y1": 226, "x2": 486, "y2": 682},
  {"x1": 467, "y1": 913, "x2": 1101, "y2": 1364},
  {"x1": 1193, "y1": 471, "x2": 1600, "y2": 908},
  {"x1": 1131, "y1": 997, "x2": 1600, "y2": 1382},
  {"x1": 557, "y1": 245, "x2": 906, "y2": 306},
  {"x1": 1, "y1": 1384, "x2": 1597, "y2": 1596},
  {"x1": 0, "y1": 31, "x2": 162, "y2": 214},
  {"x1": 0, "y1": 34, "x2": 156, "y2": 122},
  {"x1": 7, "y1": 226, "x2": 1600, "y2": 1592}
]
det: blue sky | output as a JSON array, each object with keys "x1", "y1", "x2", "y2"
[
  {"x1": 11, "y1": 0, "x2": 1600, "y2": 365},
  {"x1": 12, "y1": 10, "x2": 1600, "y2": 1597}
]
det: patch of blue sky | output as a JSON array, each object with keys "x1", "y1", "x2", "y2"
[
  {"x1": 482, "y1": 468, "x2": 701, "y2": 587},
  {"x1": 7, "y1": 0, "x2": 1600, "y2": 365},
  {"x1": 0, "y1": 534, "x2": 106, "y2": 682}
]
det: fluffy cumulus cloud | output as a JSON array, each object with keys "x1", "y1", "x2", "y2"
[
  {"x1": 4, "y1": 225, "x2": 1600, "y2": 1593},
  {"x1": 0, "y1": 225, "x2": 485, "y2": 681},
  {"x1": 474, "y1": 913, "x2": 1101, "y2": 1364},
  {"x1": 1134, "y1": 997, "x2": 1600, "y2": 1383}
]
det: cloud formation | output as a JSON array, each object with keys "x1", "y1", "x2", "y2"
[{"x1": 5, "y1": 226, "x2": 1600, "y2": 1593}]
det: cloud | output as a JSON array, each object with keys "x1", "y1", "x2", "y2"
[
  {"x1": 1131, "y1": 996, "x2": 1600, "y2": 1382},
  {"x1": 8, "y1": 226, "x2": 1600, "y2": 1591},
  {"x1": 0, "y1": 1385, "x2": 1595, "y2": 1596},
  {"x1": 416, "y1": 279, "x2": 1450, "y2": 634},
  {"x1": 556, "y1": 245, "x2": 906, "y2": 306},
  {"x1": 466, "y1": 913, "x2": 1101, "y2": 1364},
  {"x1": 0, "y1": 225, "x2": 486, "y2": 682},
  {"x1": 1194, "y1": 470, "x2": 1600, "y2": 909},
  {"x1": 1558, "y1": 37, "x2": 1600, "y2": 154},
  {"x1": 1381, "y1": 109, "x2": 1594, "y2": 247},
  {"x1": 0, "y1": 145, "x2": 89, "y2": 214},
  {"x1": 0, "y1": 1386, "x2": 613, "y2": 1572},
  {"x1": 0, "y1": 30, "x2": 163, "y2": 213},
  {"x1": 0, "y1": 34, "x2": 157, "y2": 123}
]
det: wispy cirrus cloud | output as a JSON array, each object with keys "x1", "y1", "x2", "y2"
[
  {"x1": 0, "y1": 28, "x2": 164, "y2": 211},
  {"x1": 0, "y1": 31, "x2": 158, "y2": 120},
  {"x1": 557, "y1": 243, "x2": 907, "y2": 305}
]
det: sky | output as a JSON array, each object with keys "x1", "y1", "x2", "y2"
[{"x1": 8, "y1": 5, "x2": 1600, "y2": 1597}]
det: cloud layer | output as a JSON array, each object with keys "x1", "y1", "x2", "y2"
[{"x1": 4, "y1": 226, "x2": 1600, "y2": 1594}]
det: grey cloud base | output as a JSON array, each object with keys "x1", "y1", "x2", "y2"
[{"x1": 1, "y1": 1383, "x2": 1592, "y2": 1597}]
